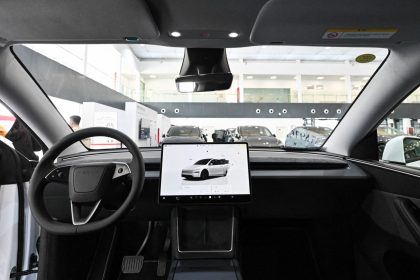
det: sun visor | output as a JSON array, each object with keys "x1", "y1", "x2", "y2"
[
  {"x1": 250, "y1": 0, "x2": 420, "y2": 45},
  {"x1": 0, "y1": 0, "x2": 159, "y2": 42}
]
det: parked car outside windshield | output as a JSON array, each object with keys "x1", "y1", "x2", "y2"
[
  {"x1": 285, "y1": 126, "x2": 332, "y2": 148},
  {"x1": 235, "y1": 126, "x2": 282, "y2": 148},
  {"x1": 161, "y1": 126, "x2": 205, "y2": 145}
]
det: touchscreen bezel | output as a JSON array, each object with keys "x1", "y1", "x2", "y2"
[{"x1": 159, "y1": 142, "x2": 252, "y2": 204}]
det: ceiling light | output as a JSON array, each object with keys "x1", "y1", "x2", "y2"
[
  {"x1": 149, "y1": 74, "x2": 157, "y2": 78},
  {"x1": 362, "y1": 76, "x2": 370, "y2": 80},
  {"x1": 270, "y1": 76, "x2": 277, "y2": 80},
  {"x1": 228, "y1": 32, "x2": 239, "y2": 38},
  {"x1": 170, "y1": 31, "x2": 181, "y2": 38},
  {"x1": 247, "y1": 75, "x2": 253, "y2": 79},
  {"x1": 317, "y1": 76, "x2": 325, "y2": 80}
]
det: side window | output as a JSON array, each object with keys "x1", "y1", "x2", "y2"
[
  {"x1": 378, "y1": 86, "x2": 420, "y2": 169},
  {"x1": 0, "y1": 102, "x2": 42, "y2": 162}
]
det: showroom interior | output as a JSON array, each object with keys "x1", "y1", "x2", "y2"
[{"x1": 1, "y1": 44, "x2": 418, "y2": 151}]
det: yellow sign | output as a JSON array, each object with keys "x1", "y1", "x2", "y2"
[{"x1": 355, "y1": 54, "x2": 376, "y2": 63}]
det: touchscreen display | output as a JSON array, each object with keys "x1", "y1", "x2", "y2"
[{"x1": 159, "y1": 143, "x2": 251, "y2": 203}]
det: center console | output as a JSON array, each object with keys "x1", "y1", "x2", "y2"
[
  {"x1": 168, "y1": 206, "x2": 241, "y2": 280},
  {"x1": 159, "y1": 143, "x2": 251, "y2": 280}
]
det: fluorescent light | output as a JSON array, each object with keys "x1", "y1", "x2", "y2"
[
  {"x1": 228, "y1": 32, "x2": 239, "y2": 38},
  {"x1": 149, "y1": 74, "x2": 157, "y2": 78},
  {"x1": 270, "y1": 76, "x2": 277, "y2": 80},
  {"x1": 170, "y1": 31, "x2": 181, "y2": 38},
  {"x1": 317, "y1": 76, "x2": 325, "y2": 80},
  {"x1": 246, "y1": 75, "x2": 253, "y2": 79},
  {"x1": 362, "y1": 76, "x2": 370, "y2": 80}
]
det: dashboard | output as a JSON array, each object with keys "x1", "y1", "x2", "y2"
[{"x1": 43, "y1": 148, "x2": 372, "y2": 222}]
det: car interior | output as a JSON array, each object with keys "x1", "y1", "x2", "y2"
[{"x1": 2, "y1": 0, "x2": 420, "y2": 280}]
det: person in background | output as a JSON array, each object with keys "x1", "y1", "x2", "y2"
[
  {"x1": 69, "y1": 115, "x2": 91, "y2": 148},
  {"x1": 69, "y1": 115, "x2": 81, "y2": 131},
  {"x1": 0, "y1": 124, "x2": 7, "y2": 137}
]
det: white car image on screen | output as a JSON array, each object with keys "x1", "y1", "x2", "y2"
[{"x1": 181, "y1": 158, "x2": 230, "y2": 180}]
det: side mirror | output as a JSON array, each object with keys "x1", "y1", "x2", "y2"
[
  {"x1": 162, "y1": 134, "x2": 166, "y2": 138},
  {"x1": 382, "y1": 136, "x2": 420, "y2": 166},
  {"x1": 272, "y1": 134, "x2": 276, "y2": 137}
]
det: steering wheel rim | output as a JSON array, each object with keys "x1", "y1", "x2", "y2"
[{"x1": 28, "y1": 127, "x2": 145, "y2": 235}]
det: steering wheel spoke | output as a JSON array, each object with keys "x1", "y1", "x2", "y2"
[
  {"x1": 45, "y1": 166, "x2": 70, "y2": 183},
  {"x1": 112, "y1": 162, "x2": 131, "y2": 179},
  {"x1": 70, "y1": 200, "x2": 101, "y2": 226}
]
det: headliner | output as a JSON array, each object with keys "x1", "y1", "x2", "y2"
[{"x1": 1, "y1": 0, "x2": 419, "y2": 48}]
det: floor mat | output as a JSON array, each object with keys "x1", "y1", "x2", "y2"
[
  {"x1": 117, "y1": 260, "x2": 159, "y2": 280},
  {"x1": 240, "y1": 223, "x2": 320, "y2": 280}
]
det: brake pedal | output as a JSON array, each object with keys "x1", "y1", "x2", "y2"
[{"x1": 121, "y1": 255, "x2": 144, "y2": 274}]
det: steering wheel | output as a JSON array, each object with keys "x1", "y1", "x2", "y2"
[{"x1": 28, "y1": 127, "x2": 145, "y2": 235}]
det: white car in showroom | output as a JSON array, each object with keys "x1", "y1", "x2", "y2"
[{"x1": 182, "y1": 158, "x2": 230, "y2": 180}]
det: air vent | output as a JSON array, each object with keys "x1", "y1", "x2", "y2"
[{"x1": 250, "y1": 161, "x2": 348, "y2": 170}]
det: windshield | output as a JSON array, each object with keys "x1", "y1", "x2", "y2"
[
  {"x1": 239, "y1": 126, "x2": 272, "y2": 137},
  {"x1": 167, "y1": 126, "x2": 200, "y2": 137},
  {"x1": 194, "y1": 159, "x2": 211, "y2": 165},
  {"x1": 14, "y1": 44, "x2": 388, "y2": 150}
]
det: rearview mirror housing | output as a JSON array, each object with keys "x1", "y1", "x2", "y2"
[
  {"x1": 176, "y1": 48, "x2": 233, "y2": 93},
  {"x1": 176, "y1": 73, "x2": 233, "y2": 93}
]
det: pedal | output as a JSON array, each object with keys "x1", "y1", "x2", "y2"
[{"x1": 121, "y1": 255, "x2": 144, "y2": 274}]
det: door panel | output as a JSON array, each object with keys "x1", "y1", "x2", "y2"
[
  {"x1": 0, "y1": 184, "x2": 19, "y2": 280},
  {"x1": 352, "y1": 160, "x2": 420, "y2": 280}
]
